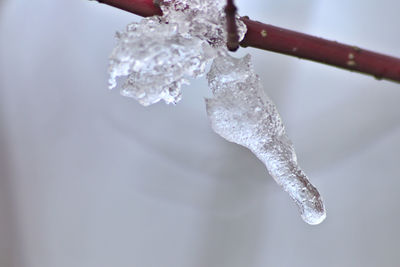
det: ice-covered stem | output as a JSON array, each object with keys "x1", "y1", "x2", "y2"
[
  {"x1": 225, "y1": 0, "x2": 239, "y2": 51},
  {"x1": 95, "y1": 0, "x2": 400, "y2": 83}
]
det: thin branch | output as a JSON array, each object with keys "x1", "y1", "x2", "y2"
[
  {"x1": 240, "y1": 18, "x2": 400, "y2": 83},
  {"x1": 94, "y1": 0, "x2": 400, "y2": 83},
  {"x1": 225, "y1": 0, "x2": 239, "y2": 51},
  {"x1": 96, "y1": 0, "x2": 162, "y2": 17}
]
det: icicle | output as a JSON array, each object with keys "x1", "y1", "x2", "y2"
[
  {"x1": 106, "y1": 0, "x2": 326, "y2": 224},
  {"x1": 206, "y1": 54, "x2": 326, "y2": 225}
]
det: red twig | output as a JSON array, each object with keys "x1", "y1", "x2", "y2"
[
  {"x1": 240, "y1": 18, "x2": 400, "y2": 83},
  {"x1": 96, "y1": 0, "x2": 162, "y2": 17},
  {"x1": 225, "y1": 0, "x2": 239, "y2": 51},
  {"x1": 94, "y1": 0, "x2": 400, "y2": 83}
]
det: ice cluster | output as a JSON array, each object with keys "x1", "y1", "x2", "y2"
[
  {"x1": 206, "y1": 54, "x2": 326, "y2": 225},
  {"x1": 107, "y1": 0, "x2": 326, "y2": 224},
  {"x1": 108, "y1": 0, "x2": 246, "y2": 105}
]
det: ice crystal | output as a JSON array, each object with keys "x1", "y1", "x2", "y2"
[
  {"x1": 206, "y1": 54, "x2": 326, "y2": 225},
  {"x1": 108, "y1": 0, "x2": 246, "y2": 106}
]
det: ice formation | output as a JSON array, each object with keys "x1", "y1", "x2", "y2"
[
  {"x1": 107, "y1": 0, "x2": 326, "y2": 224},
  {"x1": 108, "y1": 0, "x2": 246, "y2": 105},
  {"x1": 206, "y1": 54, "x2": 326, "y2": 225}
]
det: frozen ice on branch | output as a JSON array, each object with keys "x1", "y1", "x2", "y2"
[
  {"x1": 108, "y1": 0, "x2": 246, "y2": 105},
  {"x1": 107, "y1": 0, "x2": 326, "y2": 224}
]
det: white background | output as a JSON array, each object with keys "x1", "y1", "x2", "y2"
[{"x1": 1, "y1": 1, "x2": 400, "y2": 266}]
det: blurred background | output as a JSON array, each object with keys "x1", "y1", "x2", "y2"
[{"x1": 1, "y1": 0, "x2": 400, "y2": 266}]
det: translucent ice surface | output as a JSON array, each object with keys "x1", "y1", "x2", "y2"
[
  {"x1": 206, "y1": 54, "x2": 326, "y2": 225},
  {"x1": 108, "y1": 0, "x2": 246, "y2": 106},
  {"x1": 106, "y1": 0, "x2": 325, "y2": 224}
]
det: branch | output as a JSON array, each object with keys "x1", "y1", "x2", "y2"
[
  {"x1": 225, "y1": 0, "x2": 239, "y2": 51},
  {"x1": 94, "y1": 0, "x2": 400, "y2": 83},
  {"x1": 240, "y1": 18, "x2": 400, "y2": 83},
  {"x1": 96, "y1": 0, "x2": 162, "y2": 17}
]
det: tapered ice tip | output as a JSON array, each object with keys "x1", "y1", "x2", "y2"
[{"x1": 301, "y1": 204, "x2": 326, "y2": 225}]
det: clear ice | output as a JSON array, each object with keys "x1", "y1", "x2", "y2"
[
  {"x1": 206, "y1": 54, "x2": 326, "y2": 225},
  {"x1": 107, "y1": 0, "x2": 326, "y2": 224},
  {"x1": 108, "y1": 0, "x2": 246, "y2": 106}
]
